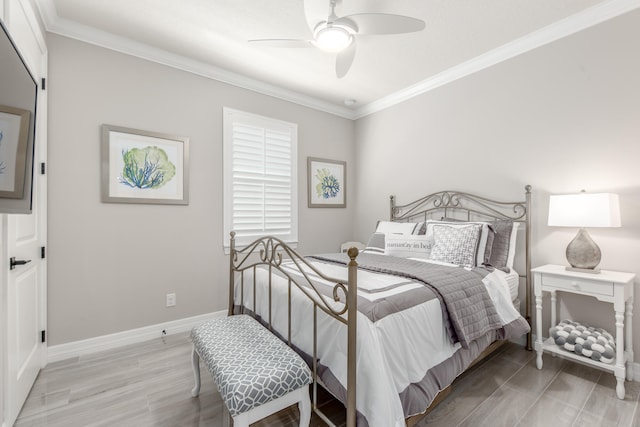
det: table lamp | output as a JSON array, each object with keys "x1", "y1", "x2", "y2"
[{"x1": 548, "y1": 192, "x2": 620, "y2": 273}]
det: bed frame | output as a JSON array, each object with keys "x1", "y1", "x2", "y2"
[{"x1": 229, "y1": 185, "x2": 532, "y2": 427}]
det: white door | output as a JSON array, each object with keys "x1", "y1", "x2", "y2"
[
  {"x1": 4, "y1": 67, "x2": 47, "y2": 427},
  {"x1": 3, "y1": 83, "x2": 46, "y2": 427},
  {"x1": 2, "y1": 3, "x2": 48, "y2": 423},
  {"x1": 4, "y1": 197, "x2": 45, "y2": 426}
]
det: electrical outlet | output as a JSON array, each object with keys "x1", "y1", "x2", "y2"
[{"x1": 166, "y1": 293, "x2": 176, "y2": 307}]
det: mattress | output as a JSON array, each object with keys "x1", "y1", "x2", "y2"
[{"x1": 503, "y1": 269, "x2": 520, "y2": 302}]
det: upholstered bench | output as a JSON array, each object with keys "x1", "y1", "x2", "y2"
[{"x1": 190, "y1": 315, "x2": 312, "y2": 427}]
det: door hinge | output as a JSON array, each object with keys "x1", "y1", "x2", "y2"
[
  {"x1": 41, "y1": 162, "x2": 46, "y2": 175},
  {"x1": 41, "y1": 246, "x2": 46, "y2": 259},
  {"x1": 41, "y1": 78, "x2": 46, "y2": 91},
  {"x1": 41, "y1": 330, "x2": 46, "y2": 343}
]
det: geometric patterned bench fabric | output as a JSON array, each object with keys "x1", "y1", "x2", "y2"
[{"x1": 191, "y1": 315, "x2": 312, "y2": 417}]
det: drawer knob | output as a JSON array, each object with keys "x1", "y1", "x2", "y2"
[{"x1": 571, "y1": 281, "x2": 579, "y2": 287}]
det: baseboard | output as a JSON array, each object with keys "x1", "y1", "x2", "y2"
[
  {"x1": 46, "y1": 321, "x2": 640, "y2": 381},
  {"x1": 47, "y1": 310, "x2": 226, "y2": 364}
]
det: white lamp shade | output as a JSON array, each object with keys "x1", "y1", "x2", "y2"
[{"x1": 548, "y1": 193, "x2": 621, "y2": 228}]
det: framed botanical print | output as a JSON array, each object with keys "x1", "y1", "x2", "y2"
[
  {"x1": 307, "y1": 157, "x2": 346, "y2": 208},
  {"x1": 101, "y1": 125, "x2": 189, "y2": 205}
]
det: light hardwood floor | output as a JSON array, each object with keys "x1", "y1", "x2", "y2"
[{"x1": 15, "y1": 333, "x2": 640, "y2": 427}]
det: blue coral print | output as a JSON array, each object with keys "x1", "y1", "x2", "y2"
[
  {"x1": 315, "y1": 168, "x2": 340, "y2": 199},
  {"x1": 118, "y1": 146, "x2": 176, "y2": 189}
]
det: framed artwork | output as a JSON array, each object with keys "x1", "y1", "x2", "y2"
[
  {"x1": 0, "y1": 105, "x2": 31, "y2": 198},
  {"x1": 101, "y1": 124, "x2": 189, "y2": 205},
  {"x1": 307, "y1": 157, "x2": 346, "y2": 208}
]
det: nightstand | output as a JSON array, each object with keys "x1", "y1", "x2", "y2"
[{"x1": 532, "y1": 264, "x2": 636, "y2": 399}]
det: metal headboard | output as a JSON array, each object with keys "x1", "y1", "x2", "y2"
[{"x1": 390, "y1": 185, "x2": 533, "y2": 350}]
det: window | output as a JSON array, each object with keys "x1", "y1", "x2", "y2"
[{"x1": 223, "y1": 108, "x2": 298, "y2": 251}]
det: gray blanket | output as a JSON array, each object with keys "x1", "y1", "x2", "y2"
[{"x1": 309, "y1": 253, "x2": 503, "y2": 349}]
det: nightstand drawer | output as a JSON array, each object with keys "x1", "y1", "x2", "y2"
[{"x1": 541, "y1": 274, "x2": 614, "y2": 296}]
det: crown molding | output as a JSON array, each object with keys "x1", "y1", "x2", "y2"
[
  {"x1": 354, "y1": 0, "x2": 640, "y2": 119},
  {"x1": 34, "y1": 0, "x2": 357, "y2": 120},
  {"x1": 35, "y1": 0, "x2": 639, "y2": 121}
]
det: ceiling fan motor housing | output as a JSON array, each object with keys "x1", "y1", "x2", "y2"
[{"x1": 313, "y1": 20, "x2": 357, "y2": 52}]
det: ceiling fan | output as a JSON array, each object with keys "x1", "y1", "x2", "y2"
[{"x1": 249, "y1": 0, "x2": 426, "y2": 78}]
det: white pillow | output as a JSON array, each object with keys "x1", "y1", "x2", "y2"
[
  {"x1": 430, "y1": 223, "x2": 482, "y2": 267},
  {"x1": 375, "y1": 221, "x2": 418, "y2": 235},
  {"x1": 506, "y1": 222, "x2": 520, "y2": 270},
  {"x1": 384, "y1": 234, "x2": 432, "y2": 259},
  {"x1": 364, "y1": 232, "x2": 386, "y2": 253}
]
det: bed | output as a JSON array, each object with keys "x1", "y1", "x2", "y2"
[{"x1": 228, "y1": 186, "x2": 533, "y2": 427}]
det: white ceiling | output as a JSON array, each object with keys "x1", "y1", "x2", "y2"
[{"x1": 34, "y1": 0, "x2": 638, "y2": 119}]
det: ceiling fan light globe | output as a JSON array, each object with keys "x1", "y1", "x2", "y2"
[{"x1": 315, "y1": 26, "x2": 352, "y2": 52}]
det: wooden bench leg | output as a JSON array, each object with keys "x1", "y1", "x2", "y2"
[
  {"x1": 190, "y1": 345, "x2": 201, "y2": 397},
  {"x1": 232, "y1": 412, "x2": 249, "y2": 427},
  {"x1": 298, "y1": 387, "x2": 311, "y2": 427},
  {"x1": 226, "y1": 385, "x2": 311, "y2": 427}
]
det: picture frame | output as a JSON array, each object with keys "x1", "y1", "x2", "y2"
[
  {"x1": 101, "y1": 124, "x2": 190, "y2": 205},
  {"x1": 0, "y1": 105, "x2": 31, "y2": 198},
  {"x1": 307, "y1": 157, "x2": 346, "y2": 208}
]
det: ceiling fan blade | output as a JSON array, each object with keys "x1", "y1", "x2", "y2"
[
  {"x1": 335, "y1": 41, "x2": 356, "y2": 78},
  {"x1": 337, "y1": 13, "x2": 425, "y2": 35},
  {"x1": 248, "y1": 39, "x2": 313, "y2": 48}
]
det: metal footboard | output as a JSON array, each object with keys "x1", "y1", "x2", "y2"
[{"x1": 228, "y1": 232, "x2": 358, "y2": 427}]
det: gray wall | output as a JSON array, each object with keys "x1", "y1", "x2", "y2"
[
  {"x1": 353, "y1": 10, "x2": 640, "y2": 353},
  {"x1": 48, "y1": 8, "x2": 640, "y2": 356},
  {"x1": 47, "y1": 34, "x2": 355, "y2": 345}
]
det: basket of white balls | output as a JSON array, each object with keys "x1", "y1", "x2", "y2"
[{"x1": 549, "y1": 319, "x2": 616, "y2": 364}]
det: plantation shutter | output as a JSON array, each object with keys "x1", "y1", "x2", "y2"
[{"x1": 223, "y1": 108, "x2": 298, "y2": 250}]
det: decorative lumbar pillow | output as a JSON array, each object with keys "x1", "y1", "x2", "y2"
[
  {"x1": 384, "y1": 234, "x2": 432, "y2": 259},
  {"x1": 366, "y1": 221, "x2": 426, "y2": 254},
  {"x1": 550, "y1": 319, "x2": 616, "y2": 364}
]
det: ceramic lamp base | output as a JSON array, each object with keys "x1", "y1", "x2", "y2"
[{"x1": 565, "y1": 228, "x2": 601, "y2": 273}]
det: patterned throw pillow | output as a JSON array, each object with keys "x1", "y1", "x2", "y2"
[
  {"x1": 430, "y1": 224, "x2": 481, "y2": 267},
  {"x1": 437, "y1": 218, "x2": 495, "y2": 266},
  {"x1": 550, "y1": 319, "x2": 616, "y2": 363}
]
